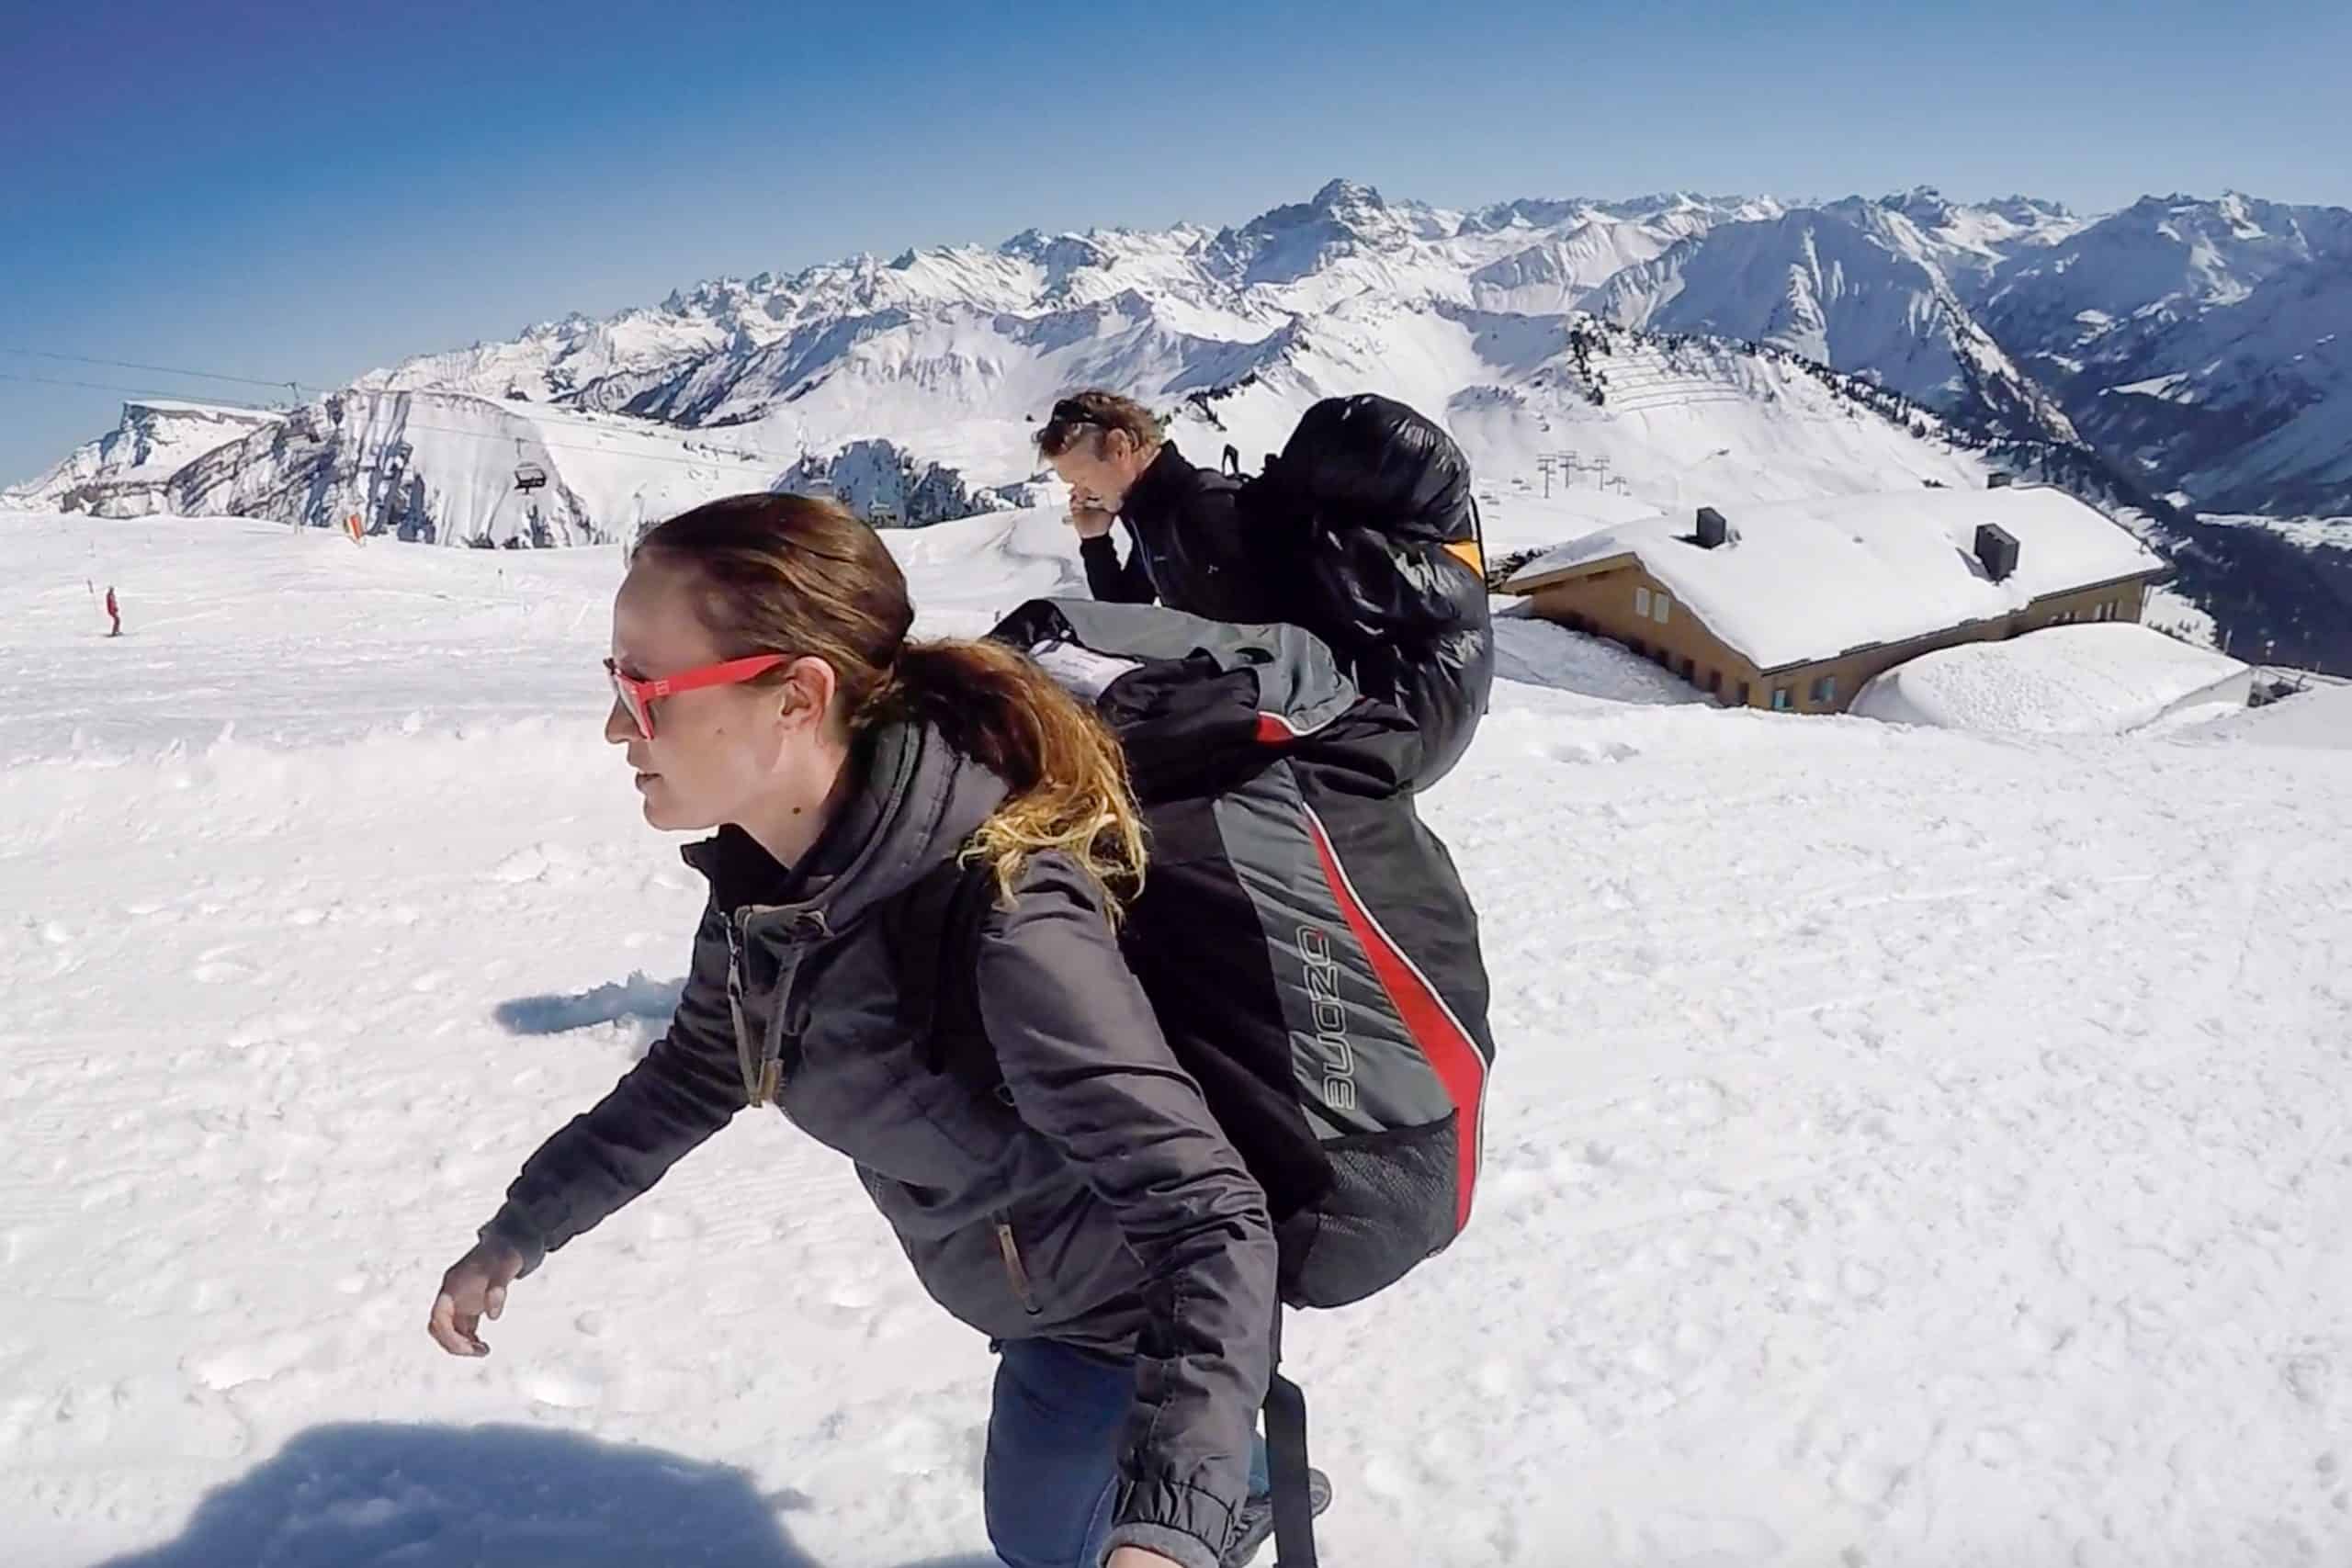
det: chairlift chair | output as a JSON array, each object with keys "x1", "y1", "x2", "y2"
[{"x1": 514, "y1": 462, "x2": 549, "y2": 492}]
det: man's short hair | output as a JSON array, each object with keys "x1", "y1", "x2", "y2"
[{"x1": 1036, "y1": 390, "x2": 1165, "y2": 457}]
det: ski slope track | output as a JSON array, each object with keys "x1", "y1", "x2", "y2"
[{"x1": 3, "y1": 506, "x2": 2350, "y2": 1567}]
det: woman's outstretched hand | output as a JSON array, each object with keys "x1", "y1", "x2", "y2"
[{"x1": 428, "y1": 1236, "x2": 526, "y2": 1357}]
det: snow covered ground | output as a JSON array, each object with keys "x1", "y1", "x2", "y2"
[
  {"x1": 1851, "y1": 624, "x2": 2252, "y2": 735},
  {"x1": 2142, "y1": 581, "x2": 2223, "y2": 651},
  {"x1": 1487, "y1": 607, "x2": 1706, "y2": 710},
  {"x1": 2185, "y1": 679, "x2": 2352, "y2": 750},
  {"x1": 6, "y1": 506, "x2": 2351, "y2": 1568},
  {"x1": 1470, "y1": 489, "x2": 1664, "y2": 558},
  {"x1": 2199, "y1": 514, "x2": 2352, "y2": 552}
]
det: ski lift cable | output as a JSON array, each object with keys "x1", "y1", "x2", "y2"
[
  {"x1": 0, "y1": 346, "x2": 328, "y2": 395},
  {"x1": 0, "y1": 370, "x2": 290, "y2": 404}
]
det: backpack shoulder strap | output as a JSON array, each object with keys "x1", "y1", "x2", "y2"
[{"x1": 887, "y1": 852, "x2": 1003, "y2": 1093}]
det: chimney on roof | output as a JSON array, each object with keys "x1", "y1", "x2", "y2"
[
  {"x1": 1695, "y1": 505, "x2": 1734, "y2": 548},
  {"x1": 1976, "y1": 523, "x2": 2020, "y2": 582},
  {"x1": 1987, "y1": 472, "x2": 2014, "y2": 490}
]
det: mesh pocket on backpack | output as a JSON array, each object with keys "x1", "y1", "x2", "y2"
[{"x1": 1278, "y1": 1113, "x2": 1460, "y2": 1308}]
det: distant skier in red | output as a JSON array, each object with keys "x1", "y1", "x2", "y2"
[{"x1": 104, "y1": 586, "x2": 121, "y2": 638}]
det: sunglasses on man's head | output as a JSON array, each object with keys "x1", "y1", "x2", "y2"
[{"x1": 605, "y1": 653, "x2": 787, "y2": 739}]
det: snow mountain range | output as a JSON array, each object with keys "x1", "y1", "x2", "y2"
[{"x1": 12, "y1": 178, "x2": 2350, "y2": 669}]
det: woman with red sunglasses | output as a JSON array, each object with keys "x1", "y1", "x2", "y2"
[{"x1": 428, "y1": 494, "x2": 1277, "y2": 1568}]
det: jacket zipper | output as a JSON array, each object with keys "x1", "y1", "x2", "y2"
[
  {"x1": 995, "y1": 1217, "x2": 1041, "y2": 1316},
  {"x1": 736, "y1": 907, "x2": 824, "y2": 1109}
]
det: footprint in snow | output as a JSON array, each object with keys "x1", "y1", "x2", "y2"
[
  {"x1": 1546, "y1": 737, "x2": 1641, "y2": 765},
  {"x1": 186, "y1": 1330, "x2": 318, "y2": 1392},
  {"x1": 522, "y1": 1361, "x2": 605, "y2": 1410}
]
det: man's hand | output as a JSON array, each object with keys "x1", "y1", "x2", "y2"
[{"x1": 1068, "y1": 489, "x2": 1116, "y2": 540}]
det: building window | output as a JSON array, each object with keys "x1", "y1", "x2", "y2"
[
  {"x1": 1679, "y1": 656, "x2": 1696, "y2": 682},
  {"x1": 1811, "y1": 673, "x2": 1838, "y2": 705},
  {"x1": 1771, "y1": 686, "x2": 1792, "y2": 711},
  {"x1": 1706, "y1": 669, "x2": 1722, "y2": 694},
  {"x1": 1627, "y1": 637, "x2": 1645, "y2": 659},
  {"x1": 1737, "y1": 682, "x2": 1751, "y2": 705},
  {"x1": 1653, "y1": 594, "x2": 1671, "y2": 626},
  {"x1": 1634, "y1": 585, "x2": 1651, "y2": 617}
]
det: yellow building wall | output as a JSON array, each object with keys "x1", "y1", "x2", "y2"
[{"x1": 1528, "y1": 566, "x2": 1764, "y2": 705}]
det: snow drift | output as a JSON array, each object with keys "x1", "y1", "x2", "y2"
[{"x1": 1851, "y1": 623, "x2": 2252, "y2": 734}]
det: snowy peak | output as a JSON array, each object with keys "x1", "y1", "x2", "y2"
[
  {"x1": 1461, "y1": 197, "x2": 1592, "y2": 234},
  {"x1": 6, "y1": 400, "x2": 286, "y2": 517},
  {"x1": 1467, "y1": 215, "x2": 1686, "y2": 315},
  {"x1": 1886, "y1": 185, "x2": 1960, "y2": 231},
  {"x1": 1971, "y1": 191, "x2": 2352, "y2": 512},
  {"x1": 21, "y1": 177, "x2": 2347, "y2": 559},
  {"x1": 2052, "y1": 252, "x2": 2352, "y2": 513},
  {"x1": 1204, "y1": 177, "x2": 1420, "y2": 286},
  {"x1": 1990, "y1": 192, "x2": 2352, "y2": 333},
  {"x1": 1581, "y1": 208, "x2": 2073, "y2": 443},
  {"x1": 1309, "y1": 176, "x2": 1388, "y2": 219},
  {"x1": 1000, "y1": 227, "x2": 1110, "y2": 276},
  {"x1": 1985, "y1": 195, "x2": 2075, "y2": 226},
  {"x1": 1815, "y1": 189, "x2": 2082, "y2": 294}
]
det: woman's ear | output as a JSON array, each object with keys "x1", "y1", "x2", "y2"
[{"x1": 775, "y1": 656, "x2": 840, "y2": 732}]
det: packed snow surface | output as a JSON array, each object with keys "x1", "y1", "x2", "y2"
[
  {"x1": 5, "y1": 506, "x2": 2350, "y2": 1567},
  {"x1": 2186, "y1": 678, "x2": 2352, "y2": 750}
]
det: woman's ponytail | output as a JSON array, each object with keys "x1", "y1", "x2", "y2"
[{"x1": 889, "y1": 637, "x2": 1146, "y2": 911}]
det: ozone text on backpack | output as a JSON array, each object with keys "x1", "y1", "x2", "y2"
[{"x1": 888, "y1": 598, "x2": 1497, "y2": 1567}]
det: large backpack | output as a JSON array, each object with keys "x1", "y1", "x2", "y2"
[
  {"x1": 889, "y1": 598, "x2": 1497, "y2": 1567},
  {"x1": 1237, "y1": 393, "x2": 1496, "y2": 790}
]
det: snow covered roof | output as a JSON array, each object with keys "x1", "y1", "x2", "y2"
[
  {"x1": 1850, "y1": 623, "x2": 2248, "y2": 734},
  {"x1": 1505, "y1": 486, "x2": 2167, "y2": 671}
]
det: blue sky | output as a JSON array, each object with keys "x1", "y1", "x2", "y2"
[{"x1": 5, "y1": 0, "x2": 2346, "y2": 484}]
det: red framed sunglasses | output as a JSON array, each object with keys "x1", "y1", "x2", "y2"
[{"x1": 605, "y1": 653, "x2": 788, "y2": 739}]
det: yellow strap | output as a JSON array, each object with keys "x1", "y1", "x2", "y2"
[{"x1": 1442, "y1": 538, "x2": 1485, "y2": 575}]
